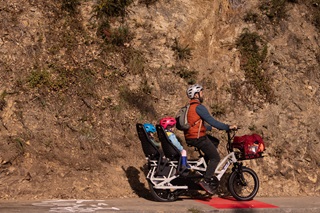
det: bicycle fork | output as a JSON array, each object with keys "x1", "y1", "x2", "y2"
[{"x1": 232, "y1": 162, "x2": 247, "y2": 186}]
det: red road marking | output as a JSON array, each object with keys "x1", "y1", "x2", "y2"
[{"x1": 196, "y1": 197, "x2": 278, "y2": 209}]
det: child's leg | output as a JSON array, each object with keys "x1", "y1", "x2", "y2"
[
  {"x1": 181, "y1": 149, "x2": 190, "y2": 168},
  {"x1": 181, "y1": 149, "x2": 187, "y2": 167}
]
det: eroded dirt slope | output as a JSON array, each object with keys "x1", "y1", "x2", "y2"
[{"x1": 0, "y1": 0, "x2": 319, "y2": 200}]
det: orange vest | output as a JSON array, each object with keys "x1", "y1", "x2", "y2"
[{"x1": 185, "y1": 99, "x2": 206, "y2": 139}]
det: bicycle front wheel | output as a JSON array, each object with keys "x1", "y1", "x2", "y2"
[{"x1": 228, "y1": 167, "x2": 259, "y2": 201}]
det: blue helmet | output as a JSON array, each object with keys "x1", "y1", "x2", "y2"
[{"x1": 143, "y1": 123, "x2": 156, "y2": 133}]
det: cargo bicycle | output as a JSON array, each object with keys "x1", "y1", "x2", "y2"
[{"x1": 136, "y1": 123, "x2": 265, "y2": 202}]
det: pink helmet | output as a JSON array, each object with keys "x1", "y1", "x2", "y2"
[{"x1": 159, "y1": 117, "x2": 176, "y2": 129}]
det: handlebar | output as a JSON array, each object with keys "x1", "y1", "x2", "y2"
[
  {"x1": 226, "y1": 127, "x2": 240, "y2": 135},
  {"x1": 227, "y1": 126, "x2": 241, "y2": 132}
]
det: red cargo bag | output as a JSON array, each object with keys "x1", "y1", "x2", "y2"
[{"x1": 232, "y1": 134, "x2": 265, "y2": 160}]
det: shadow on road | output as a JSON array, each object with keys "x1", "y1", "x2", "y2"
[{"x1": 122, "y1": 166, "x2": 154, "y2": 201}]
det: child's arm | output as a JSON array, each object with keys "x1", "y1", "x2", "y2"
[{"x1": 150, "y1": 138, "x2": 161, "y2": 148}]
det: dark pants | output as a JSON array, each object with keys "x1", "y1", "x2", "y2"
[{"x1": 186, "y1": 135, "x2": 220, "y2": 179}]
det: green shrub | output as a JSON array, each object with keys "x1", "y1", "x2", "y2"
[
  {"x1": 172, "y1": 66, "x2": 198, "y2": 84},
  {"x1": 171, "y1": 38, "x2": 192, "y2": 60},
  {"x1": 236, "y1": 30, "x2": 266, "y2": 58},
  {"x1": 259, "y1": 0, "x2": 288, "y2": 22},
  {"x1": 93, "y1": 0, "x2": 134, "y2": 45},
  {"x1": 248, "y1": 124, "x2": 257, "y2": 131},
  {"x1": 28, "y1": 70, "x2": 52, "y2": 88},
  {"x1": 93, "y1": 0, "x2": 133, "y2": 19},
  {"x1": 15, "y1": 138, "x2": 25, "y2": 154},
  {"x1": 244, "y1": 11, "x2": 259, "y2": 23},
  {"x1": 35, "y1": 66, "x2": 97, "y2": 97},
  {"x1": 236, "y1": 29, "x2": 275, "y2": 103},
  {"x1": 107, "y1": 25, "x2": 133, "y2": 46},
  {"x1": 61, "y1": 0, "x2": 81, "y2": 14},
  {"x1": 96, "y1": 20, "x2": 111, "y2": 40},
  {"x1": 210, "y1": 103, "x2": 226, "y2": 117},
  {"x1": 139, "y1": 0, "x2": 158, "y2": 7}
]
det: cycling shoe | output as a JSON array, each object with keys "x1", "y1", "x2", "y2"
[
  {"x1": 198, "y1": 179, "x2": 217, "y2": 195},
  {"x1": 209, "y1": 176, "x2": 219, "y2": 188}
]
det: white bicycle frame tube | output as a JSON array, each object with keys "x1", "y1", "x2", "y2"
[{"x1": 214, "y1": 152, "x2": 238, "y2": 181}]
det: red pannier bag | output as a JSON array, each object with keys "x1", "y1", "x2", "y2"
[{"x1": 232, "y1": 134, "x2": 265, "y2": 160}]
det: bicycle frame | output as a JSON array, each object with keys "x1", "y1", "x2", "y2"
[
  {"x1": 214, "y1": 152, "x2": 238, "y2": 181},
  {"x1": 214, "y1": 129, "x2": 240, "y2": 180},
  {"x1": 147, "y1": 157, "x2": 207, "y2": 190}
]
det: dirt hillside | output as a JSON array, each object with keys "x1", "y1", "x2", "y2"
[{"x1": 0, "y1": 0, "x2": 319, "y2": 200}]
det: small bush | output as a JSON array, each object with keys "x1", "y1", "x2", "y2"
[
  {"x1": 97, "y1": 22, "x2": 133, "y2": 46},
  {"x1": 139, "y1": 0, "x2": 158, "y2": 7},
  {"x1": 108, "y1": 25, "x2": 133, "y2": 46},
  {"x1": 93, "y1": 0, "x2": 133, "y2": 19},
  {"x1": 172, "y1": 66, "x2": 198, "y2": 84},
  {"x1": 96, "y1": 20, "x2": 111, "y2": 40},
  {"x1": 259, "y1": 0, "x2": 288, "y2": 23},
  {"x1": 210, "y1": 103, "x2": 226, "y2": 117},
  {"x1": 171, "y1": 38, "x2": 192, "y2": 60},
  {"x1": 236, "y1": 29, "x2": 275, "y2": 103},
  {"x1": 236, "y1": 30, "x2": 267, "y2": 61},
  {"x1": 61, "y1": 0, "x2": 81, "y2": 14},
  {"x1": 244, "y1": 11, "x2": 259, "y2": 23},
  {"x1": 248, "y1": 124, "x2": 257, "y2": 131},
  {"x1": 15, "y1": 138, "x2": 25, "y2": 154},
  {"x1": 28, "y1": 70, "x2": 52, "y2": 88}
]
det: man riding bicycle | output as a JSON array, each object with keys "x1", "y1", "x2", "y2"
[{"x1": 184, "y1": 84, "x2": 237, "y2": 194}]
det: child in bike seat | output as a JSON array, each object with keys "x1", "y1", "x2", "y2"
[
  {"x1": 159, "y1": 117, "x2": 189, "y2": 168},
  {"x1": 143, "y1": 123, "x2": 161, "y2": 148}
]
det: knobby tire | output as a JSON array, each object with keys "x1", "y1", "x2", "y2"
[{"x1": 228, "y1": 167, "x2": 259, "y2": 201}]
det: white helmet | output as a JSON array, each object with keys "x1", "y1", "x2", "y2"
[{"x1": 186, "y1": 84, "x2": 203, "y2": 99}]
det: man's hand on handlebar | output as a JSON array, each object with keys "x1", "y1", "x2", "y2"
[{"x1": 229, "y1": 125, "x2": 238, "y2": 130}]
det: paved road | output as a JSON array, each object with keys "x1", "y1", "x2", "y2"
[{"x1": 0, "y1": 197, "x2": 319, "y2": 212}]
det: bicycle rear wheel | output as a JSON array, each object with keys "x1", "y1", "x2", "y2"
[
  {"x1": 148, "y1": 181, "x2": 179, "y2": 202},
  {"x1": 228, "y1": 167, "x2": 259, "y2": 201}
]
